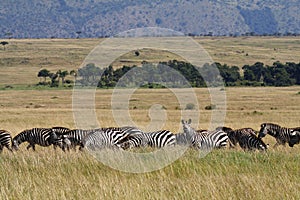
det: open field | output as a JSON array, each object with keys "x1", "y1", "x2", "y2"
[
  {"x1": 0, "y1": 37, "x2": 300, "y2": 86},
  {"x1": 0, "y1": 37, "x2": 300, "y2": 199},
  {"x1": 0, "y1": 87, "x2": 299, "y2": 199}
]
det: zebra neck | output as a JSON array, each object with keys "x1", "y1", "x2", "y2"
[
  {"x1": 269, "y1": 126, "x2": 281, "y2": 137},
  {"x1": 14, "y1": 131, "x2": 27, "y2": 144}
]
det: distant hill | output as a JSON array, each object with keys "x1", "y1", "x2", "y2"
[{"x1": 1, "y1": 0, "x2": 300, "y2": 38}]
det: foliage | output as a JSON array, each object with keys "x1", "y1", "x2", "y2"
[
  {"x1": 37, "y1": 68, "x2": 75, "y2": 87},
  {"x1": 0, "y1": 41, "x2": 9, "y2": 50},
  {"x1": 205, "y1": 104, "x2": 217, "y2": 110},
  {"x1": 78, "y1": 63, "x2": 103, "y2": 86},
  {"x1": 185, "y1": 103, "x2": 195, "y2": 110},
  {"x1": 1, "y1": 1, "x2": 300, "y2": 38},
  {"x1": 37, "y1": 60, "x2": 300, "y2": 89}
]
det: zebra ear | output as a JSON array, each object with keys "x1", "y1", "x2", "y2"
[
  {"x1": 181, "y1": 119, "x2": 185, "y2": 124},
  {"x1": 188, "y1": 119, "x2": 192, "y2": 124},
  {"x1": 261, "y1": 123, "x2": 265, "y2": 128}
]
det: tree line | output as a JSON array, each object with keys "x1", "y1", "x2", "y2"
[{"x1": 37, "y1": 60, "x2": 300, "y2": 88}]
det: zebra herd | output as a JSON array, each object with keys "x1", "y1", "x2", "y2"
[{"x1": 0, "y1": 121, "x2": 299, "y2": 154}]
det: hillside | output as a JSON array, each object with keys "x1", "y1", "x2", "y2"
[{"x1": 0, "y1": 0, "x2": 299, "y2": 38}]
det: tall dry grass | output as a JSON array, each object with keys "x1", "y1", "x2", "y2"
[
  {"x1": 0, "y1": 37, "x2": 300, "y2": 199},
  {"x1": 0, "y1": 87, "x2": 299, "y2": 199}
]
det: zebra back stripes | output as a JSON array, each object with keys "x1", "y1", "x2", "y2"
[
  {"x1": 259, "y1": 123, "x2": 300, "y2": 147},
  {"x1": 84, "y1": 126, "x2": 143, "y2": 150},
  {"x1": 51, "y1": 126, "x2": 71, "y2": 150},
  {"x1": 12, "y1": 128, "x2": 59, "y2": 151},
  {"x1": 59, "y1": 129, "x2": 95, "y2": 151},
  {"x1": 218, "y1": 127, "x2": 268, "y2": 151},
  {"x1": 118, "y1": 130, "x2": 176, "y2": 149},
  {"x1": 0, "y1": 130, "x2": 13, "y2": 153},
  {"x1": 181, "y1": 120, "x2": 229, "y2": 150}
]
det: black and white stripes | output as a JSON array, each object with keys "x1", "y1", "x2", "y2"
[
  {"x1": 0, "y1": 130, "x2": 13, "y2": 153},
  {"x1": 83, "y1": 127, "x2": 142, "y2": 150},
  {"x1": 258, "y1": 123, "x2": 300, "y2": 147},
  {"x1": 180, "y1": 119, "x2": 229, "y2": 150},
  {"x1": 218, "y1": 127, "x2": 268, "y2": 151},
  {"x1": 118, "y1": 130, "x2": 176, "y2": 149},
  {"x1": 12, "y1": 128, "x2": 60, "y2": 151},
  {"x1": 7, "y1": 121, "x2": 298, "y2": 152}
]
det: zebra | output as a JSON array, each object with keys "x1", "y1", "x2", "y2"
[
  {"x1": 118, "y1": 130, "x2": 176, "y2": 150},
  {"x1": 51, "y1": 126, "x2": 71, "y2": 151},
  {"x1": 0, "y1": 130, "x2": 13, "y2": 153},
  {"x1": 181, "y1": 119, "x2": 229, "y2": 150},
  {"x1": 84, "y1": 126, "x2": 143, "y2": 150},
  {"x1": 57, "y1": 129, "x2": 94, "y2": 151},
  {"x1": 217, "y1": 127, "x2": 268, "y2": 151},
  {"x1": 12, "y1": 128, "x2": 61, "y2": 151},
  {"x1": 258, "y1": 123, "x2": 300, "y2": 147},
  {"x1": 289, "y1": 128, "x2": 300, "y2": 147},
  {"x1": 63, "y1": 126, "x2": 143, "y2": 151}
]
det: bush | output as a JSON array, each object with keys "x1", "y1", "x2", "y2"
[
  {"x1": 185, "y1": 103, "x2": 195, "y2": 110},
  {"x1": 205, "y1": 104, "x2": 216, "y2": 110}
]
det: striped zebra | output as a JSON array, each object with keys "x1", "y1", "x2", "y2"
[
  {"x1": 289, "y1": 128, "x2": 300, "y2": 147},
  {"x1": 217, "y1": 127, "x2": 268, "y2": 151},
  {"x1": 84, "y1": 126, "x2": 143, "y2": 150},
  {"x1": 51, "y1": 126, "x2": 71, "y2": 151},
  {"x1": 63, "y1": 126, "x2": 142, "y2": 151},
  {"x1": 259, "y1": 123, "x2": 300, "y2": 147},
  {"x1": 12, "y1": 128, "x2": 61, "y2": 151},
  {"x1": 118, "y1": 130, "x2": 176, "y2": 149},
  {"x1": 181, "y1": 119, "x2": 228, "y2": 150},
  {"x1": 57, "y1": 129, "x2": 94, "y2": 151},
  {"x1": 0, "y1": 130, "x2": 13, "y2": 153}
]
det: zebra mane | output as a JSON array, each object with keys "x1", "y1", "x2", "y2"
[
  {"x1": 262, "y1": 123, "x2": 281, "y2": 129},
  {"x1": 13, "y1": 129, "x2": 29, "y2": 143}
]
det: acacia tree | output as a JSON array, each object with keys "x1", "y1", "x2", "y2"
[
  {"x1": 0, "y1": 41, "x2": 8, "y2": 50},
  {"x1": 49, "y1": 73, "x2": 59, "y2": 87},
  {"x1": 70, "y1": 70, "x2": 78, "y2": 81},
  {"x1": 57, "y1": 70, "x2": 69, "y2": 86},
  {"x1": 37, "y1": 69, "x2": 50, "y2": 83}
]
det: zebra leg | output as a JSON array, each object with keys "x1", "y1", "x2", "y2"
[
  {"x1": 0, "y1": 145, "x2": 3, "y2": 153},
  {"x1": 6, "y1": 144, "x2": 13, "y2": 152},
  {"x1": 27, "y1": 144, "x2": 36, "y2": 151},
  {"x1": 26, "y1": 144, "x2": 32, "y2": 150}
]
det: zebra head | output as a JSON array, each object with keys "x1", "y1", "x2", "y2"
[
  {"x1": 117, "y1": 140, "x2": 132, "y2": 150},
  {"x1": 12, "y1": 139, "x2": 20, "y2": 151},
  {"x1": 288, "y1": 130, "x2": 300, "y2": 147},
  {"x1": 258, "y1": 123, "x2": 268, "y2": 138},
  {"x1": 181, "y1": 119, "x2": 196, "y2": 140}
]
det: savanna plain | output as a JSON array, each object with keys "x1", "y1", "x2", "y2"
[{"x1": 0, "y1": 37, "x2": 300, "y2": 199}]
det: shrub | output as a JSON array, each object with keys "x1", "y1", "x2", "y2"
[
  {"x1": 205, "y1": 104, "x2": 216, "y2": 110},
  {"x1": 185, "y1": 103, "x2": 195, "y2": 110}
]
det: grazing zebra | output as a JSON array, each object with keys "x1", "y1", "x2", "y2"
[
  {"x1": 84, "y1": 126, "x2": 143, "y2": 150},
  {"x1": 58, "y1": 129, "x2": 94, "y2": 151},
  {"x1": 118, "y1": 130, "x2": 176, "y2": 149},
  {"x1": 51, "y1": 126, "x2": 71, "y2": 151},
  {"x1": 217, "y1": 127, "x2": 268, "y2": 151},
  {"x1": 289, "y1": 128, "x2": 300, "y2": 147},
  {"x1": 0, "y1": 130, "x2": 13, "y2": 153},
  {"x1": 181, "y1": 119, "x2": 228, "y2": 150},
  {"x1": 64, "y1": 126, "x2": 143, "y2": 151},
  {"x1": 258, "y1": 123, "x2": 300, "y2": 147},
  {"x1": 12, "y1": 128, "x2": 60, "y2": 151}
]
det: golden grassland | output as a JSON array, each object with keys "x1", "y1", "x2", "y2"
[
  {"x1": 1, "y1": 36, "x2": 300, "y2": 86},
  {"x1": 0, "y1": 37, "x2": 300, "y2": 199},
  {"x1": 0, "y1": 87, "x2": 299, "y2": 199}
]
